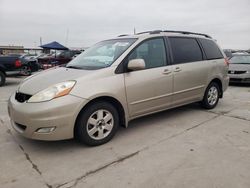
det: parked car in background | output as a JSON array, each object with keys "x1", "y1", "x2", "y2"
[
  {"x1": 20, "y1": 54, "x2": 39, "y2": 61},
  {"x1": 11, "y1": 54, "x2": 41, "y2": 75},
  {"x1": 0, "y1": 55, "x2": 23, "y2": 86},
  {"x1": 19, "y1": 54, "x2": 43, "y2": 73},
  {"x1": 228, "y1": 54, "x2": 250, "y2": 83},
  {"x1": 0, "y1": 54, "x2": 41, "y2": 86},
  {"x1": 38, "y1": 50, "x2": 81, "y2": 69},
  {"x1": 9, "y1": 54, "x2": 41, "y2": 70},
  {"x1": 8, "y1": 30, "x2": 229, "y2": 146}
]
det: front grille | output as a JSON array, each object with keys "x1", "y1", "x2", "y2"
[
  {"x1": 230, "y1": 78, "x2": 242, "y2": 82},
  {"x1": 15, "y1": 92, "x2": 32, "y2": 103},
  {"x1": 228, "y1": 70, "x2": 247, "y2": 74}
]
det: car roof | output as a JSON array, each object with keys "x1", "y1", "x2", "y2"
[{"x1": 115, "y1": 30, "x2": 213, "y2": 40}]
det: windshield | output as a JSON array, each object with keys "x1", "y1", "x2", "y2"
[
  {"x1": 230, "y1": 55, "x2": 250, "y2": 64},
  {"x1": 66, "y1": 38, "x2": 137, "y2": 70}
]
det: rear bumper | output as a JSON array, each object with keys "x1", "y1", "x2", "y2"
[{"x1": 222, "y1": 75, "x2": 230, "y2": 92}]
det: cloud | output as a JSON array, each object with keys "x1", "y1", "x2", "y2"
[{"x1": 0, "y1": 0, "x2": 249, "y2": 49}]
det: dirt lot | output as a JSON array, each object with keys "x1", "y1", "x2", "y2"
[{"x1": 0, "y1": 77, "x2": 250, "y2": 188}]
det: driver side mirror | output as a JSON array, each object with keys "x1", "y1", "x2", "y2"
[{"x1": 127, "y1": 59, "x2": 146, "y2": 71}]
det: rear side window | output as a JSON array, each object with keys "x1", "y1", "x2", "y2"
[
  {"x1": 199, "y1": 39, "x2": 223, "y2": 60},
  {"x1": 169, "y1": 37, "x2": 203, "y2": 64}
]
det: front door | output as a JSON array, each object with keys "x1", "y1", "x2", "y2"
[{"x1": 124, "y1": 38, "x2": 173, "y2": 118}]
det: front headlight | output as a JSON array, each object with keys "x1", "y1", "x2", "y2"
[{"x1": 27, "y1": 81, "x2": 76, "y2": 103}]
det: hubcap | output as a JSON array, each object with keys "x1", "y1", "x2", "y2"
[
  {"x1": 207, "y1": 86, "x2": 218, "y2": 106},
  {"x1": 86, "y1": 109, "x2": 114, "y2": 140}
]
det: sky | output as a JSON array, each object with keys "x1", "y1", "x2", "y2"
[{"x1": 0, "y1": 0, "x2": 250, "y2": 49}]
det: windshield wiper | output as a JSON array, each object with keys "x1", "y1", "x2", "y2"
[{"x1": 66, "y1": 65, "x2": 82, "y2": 69}]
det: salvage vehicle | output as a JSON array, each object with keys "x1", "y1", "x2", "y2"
[
  {"x1": 18, "y1": 54, "x2": 42, "y2": 75},
  {"x1": 0, "y1": 54, "x2": 39, "y2": 86},
  {"x1": 0, "y1": 54, "x2": 41, "y2": 86},
  {"x1": 8, "y1": 30, "x2": 229, "y2": 146}
]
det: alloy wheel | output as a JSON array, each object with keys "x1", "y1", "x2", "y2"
[
  {"x1": 207, "y1": 86, "x2": 218, "y2": 106},
  {"x1": 86, "y1": 109, "x2": 114, "y2": 140}
]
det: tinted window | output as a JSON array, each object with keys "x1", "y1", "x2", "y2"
[
  {"x1": 169, "y1": 37, "x2": 203, "y2": 64},
  {"x1": 128, "y1": 38, "x2": 167, "y2": 69},
  {"x1": 199, "y1": 39, "x2": 223, "y2": 60}
]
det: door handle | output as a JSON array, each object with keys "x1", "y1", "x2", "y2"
[
  {"x1": 174, "y1": 67, "x2": 182, "y2": 72},
  {"x1": 162, "y1": 69, "x2": 172, "y2": 75}
]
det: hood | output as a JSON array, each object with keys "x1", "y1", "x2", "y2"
[
  {"x1": 18, "y1": 67, "x2": 93, "y2": 95},
  {"x1": 229, "y1": 63, "x2": 250, "y2": 71}
]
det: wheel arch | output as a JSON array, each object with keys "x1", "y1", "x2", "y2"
[
  {"x1": 208, "y1": 78, "x2": 223, "y2": 98},
  {"x1": 74, "y1": 96, "x2": 127, "y2": 137},
  {"x1": 0, "y1": 67, "x2": 6, "y2": 75}
]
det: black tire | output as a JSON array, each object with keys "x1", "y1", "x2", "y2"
[
  {"x1": 20, "y1": 65, "x2": 31, "y2": 76},
  {"x1": 75, "y1": 101, "x2": 119, "y2": 146},
  {"x1": 201, "y1": 82, "x2": 220, "y2": 109},
  {"x1": 0, "y1": 71, "x2": 6, "y2": 87}
]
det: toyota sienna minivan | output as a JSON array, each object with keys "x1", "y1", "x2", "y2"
[{"x1": 8, "y1": 30, "x2": 229, "y2": 146}]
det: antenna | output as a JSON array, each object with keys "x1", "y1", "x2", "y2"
[
  {"x1": 65, "y1": 28, "x2": 69, "y2": 46},
  {"x1": 40, "y1": 37, "x2": 42, "y2": 45}
]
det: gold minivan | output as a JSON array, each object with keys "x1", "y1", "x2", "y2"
[{"x1": 8, "y1": 30, "x2": 229, "y2": 146}]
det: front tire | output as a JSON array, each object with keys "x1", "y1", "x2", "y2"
[
  {"x1": 20, "y1": 65, "x2": 31, "y2": 76},
  {"x1": 0, "y1": 71, "x2": 6, "y2": 87},
  {"x1": 201, "y1": 82, "x2": 220, "y2": 109},
  {"x1": 75, "y1": 102, "x2": 119, "y2": 146}
]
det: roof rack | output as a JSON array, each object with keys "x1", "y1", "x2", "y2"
[
  {"x1": 136, "y1": 30, "x2": 162, "y2": 35},
  {"x1": 163, "y1": 30, "x2": 212, "y2": 38},
  {"x1": 117, "y1": 34, "x2": 130, "y2": 37},
  {"x1": 135, "y1": 30, "x2": 212, "y2": 38}
]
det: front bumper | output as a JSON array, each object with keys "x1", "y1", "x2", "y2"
[
  {"x1": 8, "y1": 93, "x2": 88, "y2": 141},
  {"x1": 229, "y1": 73, "x2": 250, "y2": 83}
]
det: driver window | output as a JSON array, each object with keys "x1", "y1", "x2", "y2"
[{"x1": 128, "y1": 38, "x2": 167, "y2": 69}]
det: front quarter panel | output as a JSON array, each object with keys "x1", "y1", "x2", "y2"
[{"x1": 70, "y1": 67, "x2": 129, "y2": 122}]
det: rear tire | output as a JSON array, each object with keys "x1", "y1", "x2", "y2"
[
  {"x1": 201, "y1": 82, "x2": 220, "y2": 109},
  {"x1": 0, "y1": 71, "x2": 6, "y2": 87},
  {"x1": 75, "y1": 101, "x2": 119, "y2": 146}
]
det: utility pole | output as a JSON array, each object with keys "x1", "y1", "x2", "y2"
[
  {"x1": 134, "y1": 27, "x2": 136, "y2": 34},
  {"x1": 40, "y1": 37, "x2": 42, "y2": 45}
]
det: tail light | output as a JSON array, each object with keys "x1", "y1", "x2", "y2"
[
  {"x1": 224, "y1": 58, "x2": 229, "y2": 66},
  {"x1": 15, "y1": 60, "x2": 22, "y2": 68}
]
